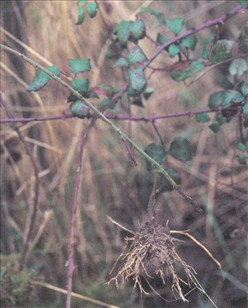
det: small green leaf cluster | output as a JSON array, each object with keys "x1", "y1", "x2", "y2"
[
  {"x1": 144, "y1": 137, "x2": 192, "y2": 192},
  {"x1": 76, "y1": 0, "x2": 98, "y2": 25}
]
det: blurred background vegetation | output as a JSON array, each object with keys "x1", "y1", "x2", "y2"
[{"x1": 1, "y1": 1, "x2": 247, "y2": 307}]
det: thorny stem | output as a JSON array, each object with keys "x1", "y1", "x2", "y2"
[
  {"x1": 0, "y1": 107, "x2": 227, "y2": 124},
  {"x1": 0, "y1": 94, "x2": 40, "y2": 271},
  {"x1": 66, "y1": 117, "x2": 97, "y2": 308}
]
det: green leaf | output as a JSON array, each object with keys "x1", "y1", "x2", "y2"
[
  {"x1": 128, "y1": 68, "x2": 146, "y2": 92},
  {"x1": 238, "y1": 142, "x2": 246, "y2": 151},
  {"x1": 91, "y1": 84, "x2": 114, "y2": 97},
  {"x1": 170, "y1": 59, "x2": 205, "y2": 81},
  {"x1": 209, "y1": 40, "x2": 235, "y2": 64},
  {"x1": 201, "y1": 33, "x2": 215, "y2": 59},
  {"x1": 113, "y1": 20, "x2": 130, "y2": 47},
  {"x1": 241, "y1": 83, "x2": 248, "y2": 96},
  {"x1": 144, "y1": 143, "x2": 166, "y2": 171},
  {"x1": 76, "y1": 6, "x2": 85, "y2": 25},
  {"x1": 168, "y1": 44, "x2": 180, "y2": 57},
  {"x1": 180, "y1": 35, "x2": 197, "y2": 50},
  {"x1": 78, "y1": 0, "x2": 87, "y2": 3},
  {"x1": 195, "y1": 113, "x2": 210, "y2": 123},
  {"x1": 129, "y1": 20, "x2": 146, "y2": 40},
  {"x1": 143, "y1": 86, "x2": 154, "y2": 100},
  {"x1": 113, "y1": 57, "x2": 129, "y2": 68},
  {"x1": 158, "y1": 167, "x2": 181, "y2": 192},
  {"x1": 169, "y1": 137, "x2": 192, "y2": 161},
  {"x1": 165, "y1": 18, "x2": 184, "y2": 34},
  {"x1": 209, "y1": 122, "x2": 220, "y2": 133},
  {"x1": 86, "y1": 1, "x2": 97, "y2": 18},
  {"x1": 157, "y1": 33, "x2": 169, "y2": 45},
  {"x1": 208, "y1": 91, "x2": 226, "y2": 108},
  {"x1": 238, "y1": 0, "x2": 248, "y2": 8},
  {"x1": 222, "y1": 90, "x2": 244, "y2": 108},
  {"x1": 70, "y1": 99, "x2": 89, "y2": 118},
  {"x1": 229, "y1": 58, "x2": 248, "y2": 76},
  {"x1": 27, "y1": 65, "x2": 60, "y2": 92},
  {"x1": 128, "y1": 45, "x2": 147, "y2": 63},
  {"x1": 127, "y1": 87, "x2": 139, "y2": 97},
  {"x1": 238, "y1": 153, "x2": 247, "y2": 165},
  {"x1": 68, "y1": 58, "x2": 91, "y2": 74},
  {"x1": 216, "y1": 114, "x2": 227, "y2": 125},
  {"x1": 98, "y1": 97, "x2": 110, "y2": 109},
  {"x1": 71, "y1": 78, "x2": 89, "y2": 95},
  {"x1": 243, "y1": 102, "x2": 248, "y2": 116}
]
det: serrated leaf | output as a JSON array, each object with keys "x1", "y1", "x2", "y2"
[
  {"x1": 128, "y1": 45, "x2": 147, "y2": 64},
  {"x1": 168, "y1": 44, "x2": 180, "y2": 57},
  {"x1": 201, "y1": 33, "x2": 215, "y2": 59},
  {"x1": 129, "y1": 20, "x2": 146, "y2": 40},
  {"x1": 165, "y1": 18, "x2": 184, "y2": 34},
  {"x1": 86, "y1": 1, "x2": 97, "y2": 18},
  {"x1": 209, "y1": 122, "x2": 220, "y2": 133},
  {"x1": 76, "y1": 6, "x2": 85, "y2": 25},
  {"x1": 143, "y1": 86, "x2": 154, "y2": 100},
  {"x1": 209, "y1": 40, "x2": 235, "y2": 64},
  {"x1": 243, "y1": 102, "x2": 248, "y2": 116},
  {"x1": 169, "y1": 137, "x2": 192, "y2": 161},
  {"x1": 68, "y1": 58, "x2": 91, "y2": 74},
  {"x1": 158, "y1": 167, "x2": 181, "y2": 192},
  {"x1": 144, "y1": 143, "x2": 166, "y2": 171},
  {"x1": 208, "y1": 91, "x2": 226, "y2": 108},
  {"x1": 169, "y1": 59, "x2": 205, "y2": 81},
  {"x1": 113, "y1": 57, "x2": 129, "y2": 68},
  {"x1": 238, "y1": 0, "x2": 248, "y2": 8},
  {"x1": 195, "y1": 113, "x2": 210, "y2": 123},
  {"x1": 238, "y1": 142, "x2": 246, "y2": 151},
  {"x1": 229, "y1": 58, "x2": 248, "y2": 76},
  {"x1": 71, "y1": 78, "x2": 89, "y2": 95},
  {"x1": 222, "y1": 90, "x2": 244, "y2": 107},
  {"x1": 27, "y1": 65, "x2": 60, "y2": 92},
  {"x1": 128, "y1": 68, "x2": 146, "y2": 92},
  {"x1": 241, "y1": 83, "x2": 248, "y2": 96},
  {"x1": 113, "y1": 20, "x2": 130, "y2": 47},
  {"x1": 180, "y1": 35, "x2": 197, "y2": 50},
  {"x1": 70, "y1": 100, "x2": 89, "y2": 118}
]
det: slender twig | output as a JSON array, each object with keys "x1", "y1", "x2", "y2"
[
  {"x1": 0, "y1": 94, "x2": 40, "y2": 270},
  {"x1": 66, "y1": 117, "x2": 97, "y2": 308},
  {"x1": 0, "y1": 107, "x2": 225, "y2": 124},
  {"x1": 142, "y1": 5, "x2": 244, "y2": 70}
]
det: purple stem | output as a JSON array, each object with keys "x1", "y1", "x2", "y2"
[
  {"x1": 66, "y1": 117, "x2": 96, "y2": 308},
  {"x1": 0, "y1": 107, "x2": 224, "y2": 124}
]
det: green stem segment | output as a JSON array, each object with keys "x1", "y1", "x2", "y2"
[{"x1": 0, "y1": 43, "x2": 178, "y2": 188}]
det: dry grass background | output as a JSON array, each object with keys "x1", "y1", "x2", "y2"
[{"x1": 1, "y1": 1, "x2": 248, "y2": 307}]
